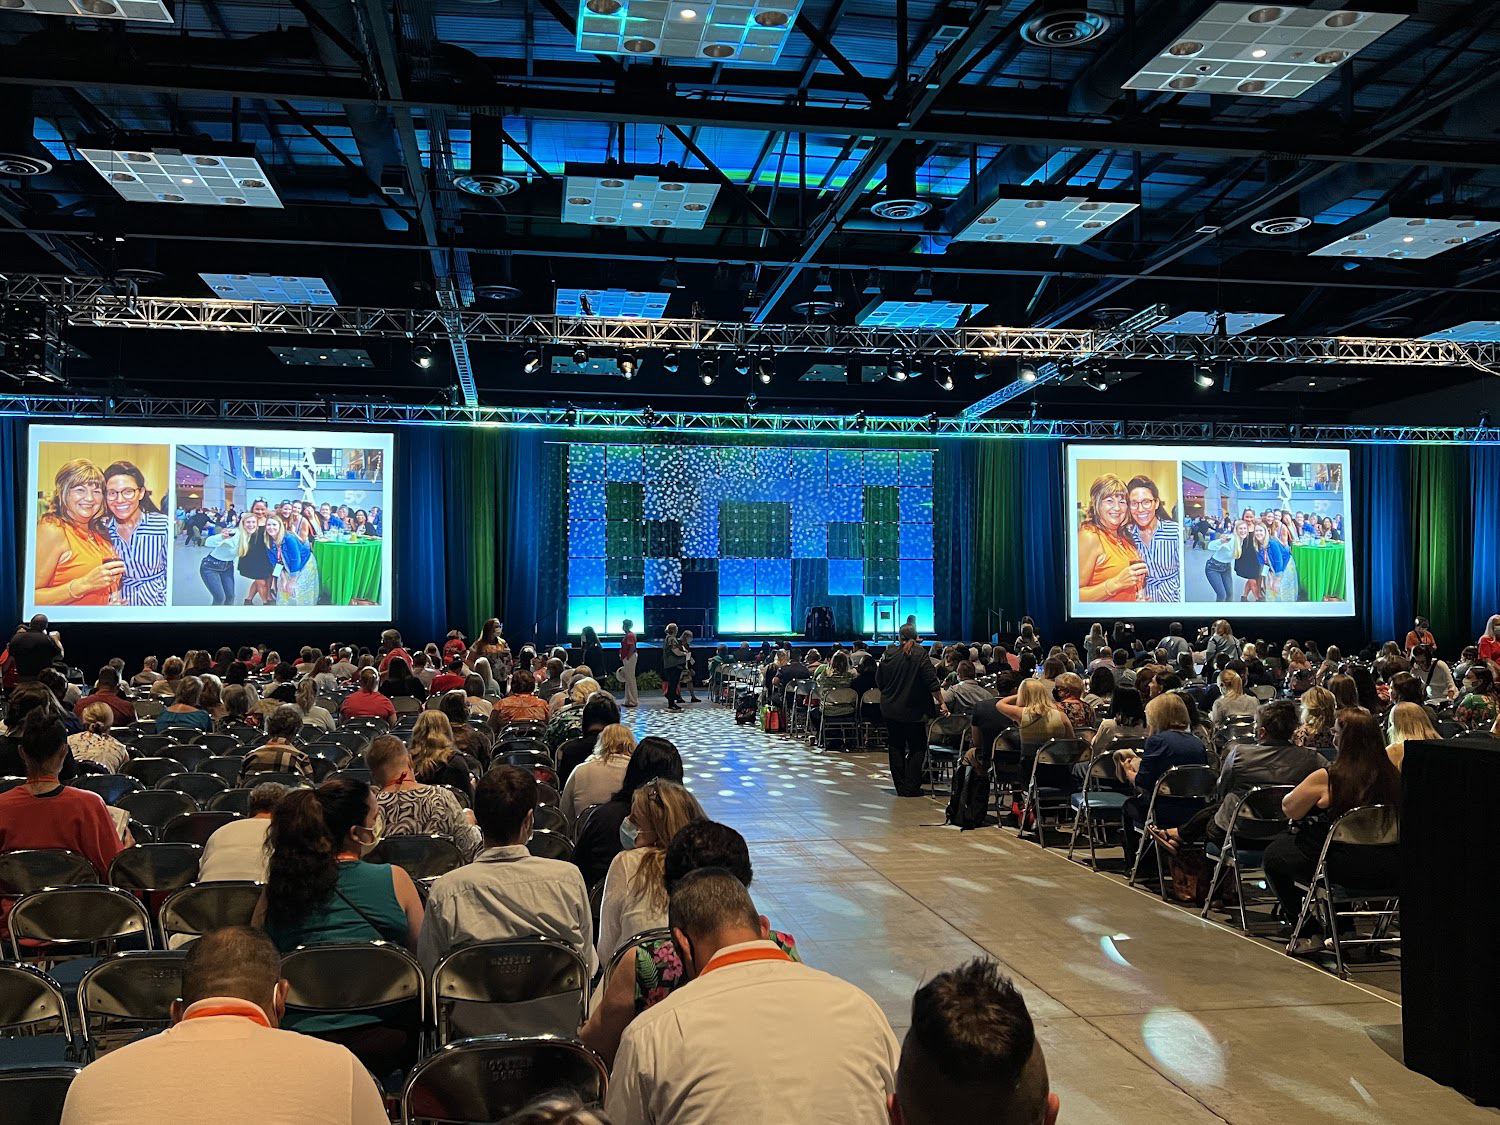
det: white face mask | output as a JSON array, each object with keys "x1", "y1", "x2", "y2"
[{"x1": 619, "y1": 817, "x2": 640, "y2": 851}]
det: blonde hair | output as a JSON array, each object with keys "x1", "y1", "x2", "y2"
[
  {"x1": 81, "y1": 701, "x2": 114, "y2": 736},
  {"x1": 627, "y1": 780, "x2": 707, "y2": 910},
  {"x1": 593, "y1": 723, "x2": 636, "y2": 762},
  {"x1": 568, "y1": 677, "x2": 600, "y2": 706},
  {"x1": 1218, "y1": 669, "x2": 1243, "y2": 699},
  {"x1": 1388, "y1": 702, "x2": 1438, "y2": 746},
  {"x1": 1146, "y1": 692, "x2": 1190, "y2": 733},
  {"x1": 1017, "y1": 679, "x2": 1055, "y2": 723},
  {"x1": 410, "y1": 711, "x2": 456, "y2": 776},
  {"x1": 1299, "y1": 686, "x2": 1335, "y2": 736}
]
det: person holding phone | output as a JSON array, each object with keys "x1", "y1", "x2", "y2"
[
  {"x1": 34, "y1": 459, "x2": 124, "y2": 607},
  {"x1": 1077, "y1": 473, "x2": 1146, "y2": 602},
  {"x1": 103, "y1": 461, "x2": 169, "y2": 607}
]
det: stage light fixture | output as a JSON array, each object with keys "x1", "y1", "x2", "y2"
[
  {"x1": 734, "y1": 352, "x2": 751, "y2": 375},
  {"x1": 757, "y1": 356, "x2": 774, "y2": 384},
  {"x1": 572, "y1": 344, "x2": 590, "y2": 364},
  {"x1": 1019, "y1": 361, "x2": 1038, "y2": 382},
  {"x1": 662, "y1": 350, "x2": 681, "y2": 373},
  {"x1": 1194, "y1": 363, "x2": 1216, "y2": 388},
  {"x1": 412, "y1": 344, "x2": 435, "y2": 370},
  {"x1": 523, "y1": 350, "x2": 542, "y2": 375},
  {"x1": 617, "y1": 351, "x2": 637, "y2": 378}
]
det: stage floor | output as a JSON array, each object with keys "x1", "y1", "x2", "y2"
[{"x1": 616, "y1": 695, "x2": 1488, "y2": 1125}]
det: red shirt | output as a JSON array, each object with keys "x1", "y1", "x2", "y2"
[
  {"x1": 340, "y1": 689, "x2": 397, "y2": 723},
  {"x1": 620, "y1": 631, "x2": 637, "y2": 661},
  {"x1": 0, "y1": 784, "x2": 125, "y2": 929},
  {"x1": 74, "y1": 690, "x2": 136, "y2": 726},
  {"x1": 429, "y1": 673, "x2": 466, "y2": 695}
]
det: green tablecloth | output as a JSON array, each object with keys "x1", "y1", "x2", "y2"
[
  {"x1": 1291, "y1": 542, "x2": 1346, "y2": 601},
  {"x1": 311, "y1": 539, "x2": 383, "y2": 604}
]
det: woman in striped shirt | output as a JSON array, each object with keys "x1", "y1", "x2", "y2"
[{"x1": 103, "y1": 461, "x2": 169, "y2": 607}]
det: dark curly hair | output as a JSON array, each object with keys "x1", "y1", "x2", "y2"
[{"x1": 264, "y1": 778, "x2": 372, "y2": 929}]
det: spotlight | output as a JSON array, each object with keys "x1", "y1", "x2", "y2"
[
  {"x1": 891, "y1": 356, "x2": 910, "y2": 382},
  {"x1": 662, "y1": 350, "x2": 681, "y2": 373},
  {"x1": 1194, "y1": 363, "x2": 1216, "y2": 389},
  {"x1": 854, "y1": 409, "x2": 867, "y2": 432},
  {"x1": 412, "y1": 344, "x2": 435, "y2": 370},
  {"x1": 734, "y1": 352, "x2": 751, "y2": 376},
  {"x1": 862, "y1": 268, "x2": 882, "y2": 295},
  {"x1": 572, "y1": 344, "x2": 590, "y2": 365},
  {"x1": 617, "y1": 351, "x2": 636, "y2": 379},
  {"x1": 933, "y1": 364, "x2": 954, "y2": 392},
  {"x1": 757, "y1": 356, "x2": 774, "y2": 385},
  {"x1": 522, "y1": 349, "x2": 542, "y2": 375},
  {"x1": 1019, "y1": 361, "x2": 1038, "y2": 382}
]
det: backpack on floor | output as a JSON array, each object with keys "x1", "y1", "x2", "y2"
[{"x1": 945, "y1": 761, "x2": 990, "y2": 830}]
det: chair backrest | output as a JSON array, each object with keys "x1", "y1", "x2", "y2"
[
  {"x1": 0, "y1": 962, "x2": 72, "y2": 1043},
  {"x1": 0, "y1": 850, "x2": 98, "y2": 897},
  {"x1": 400, "y1": 1036, "x2": 608, "y2": 1125},
  {"x1": 122, "y1": 757, "x2": 179, "y2": 788},
  {"x1": 526, "y1": 829, "x2": 574, "y2": 861},
  {"x1": 70, "y1": 774, "x2": 145, "y2": 805},
  {"x1": 366, "y1": 835, "x2": 465, "y2": 881},
  {"x1": 117, "y1": 788, "x2": 199, "y2": 828},
  {"x1": 533, "y1": 804, "x2": 569, "y2": 835},
  {"x1": 282, "y1": 941, "x2": 423, "y2": 1015},
  {"x1": 8, "y1": 887, "x2": 154, "y2": 958},
  {"x1": 157, "y1": 772, "x2": 228, "y2": 803},
  {"x1": 1327, "y1": 803, "x2": 1400, "y2": 848},
  {"x1": 0, "y1": 1065, "x2": 82, "y2": 1125},
  {"x1": 207, "y1": 787, "x2": 254, "y2": 815},
  {"x1": 78, "y1": 950, "x2": 186, "y2": 1051},
  {"x1": 107, "y1": 843, "x2": 203, "y2": 893},
  {"x1": 431, "y1": 938, "x2": 590, "y2": 1044},
  {"x1": 158, "y1": 881, "x2": 263, "y2": 945}
]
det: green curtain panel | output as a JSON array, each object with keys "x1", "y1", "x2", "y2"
[{"x1": 1407, "y1": 444, "x2": 1471, "y2": 651}]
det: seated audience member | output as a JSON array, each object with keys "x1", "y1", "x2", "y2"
[
  {"x1": 1153, "y1": 699, "x2": 1323, "y2": 852},
  {"x1": 1293, "y1": 686, "x2": 1337, "y2": 753},
  {"x1": 1386, "y1": 702, "x2": 1440, "y2": 770},
  {"x1": 493, "y1": 669, "x2": 550, "y2": 723},
  {"x1": 1090, "y1": 685, "x2": 1149, "y2": 756},
  {"x1": 254, "y1": 779, "x2": 423, "y2": 1075},
  {"x1": 295, "y1": 677, "x2": 336, "y2": 733},
  {"x1": 0, "y1": 709, "x2": 124, "y2": 921},
  {"x1": 581, "y1": 820, "x2": 801, "y2": 1067},
  {"x1": 238, "y1": 705, "x2": 315, "y2": 786},
  {"x1": 560, "y1": 722, "x2": 635, "y2": 826},
  {"x1": 340, "y1": 667, "x2": 397, "y2": 724},
  {"x1": 59, "y1": 926, "x2": 388, "y2": 1125},
  {"x1": 1052, "y1": 672, "x2": 1092, "y2": 731},
  {"x1": 68, "y1": 701, "x2": 129, "y2": 773},
  {"x1": 555, "y1": 692, "x2": 623, "y2": 790},
  {"x1": 379, "y1": 656, "x2": 427, "y2": 703},
  {"x1": 1457, "y1": 664, "x2": 1500, "y2": 731},
  {"x1": 943, "y1": 661, "x2": 997, "y2": 713},
  {"x1": 153, "y1": 655, "x2": 185, "y2": 698},
  {"x1": 574, "y1": 736, "x2": 683, "y2": 889},
  {"x1": 73, "y1": 665, "x2": 136, "y2": 726},
  {"x1": 889, "y1": 958, "x2": 1059, "y2": 1125},
  {"x1": 993, "y1": 680, "x2": 1074, "y2": 748},
  {"x1": 409, "y1": 710, "x2": 473, "y2": 791},
  {"x1": 439, "y1": 692, "x2": 492, "y2": 768},
  {"x1": 417, "y1": 765, "x2": 596, "y2": 981},
  {"x1": 1119, "y1": 692, "x2": 1208, "y2": 863},
  {"x1": 199, "y1": 783, "x2": 289, "y2": 882},
  {"x1": 131, "y1": 655, "x2": 162, "y2": 689},
  {"x1": 597, "y1": 780, "x2": 708, "y2": 959},
  {"x1": 1208, "y1": 669, "x2": 1259, "y2": 726},
  {"x1": 157, "y1": 675, "x2": 214, "y2": 733},
  {"x1": 1266, "y1": 712, "x2": 1402, "y2": 957},
  {"x1": 367, "y1": 735, "x2": 482, "y2": 860},
  {"x1": 605, "y1": 869, "x2": 898, "y2": 1125},
  {"x1": 535, "y1": 658, "x2": 565, "y2": 702}
]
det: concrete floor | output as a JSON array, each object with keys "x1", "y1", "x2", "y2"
[{"x1": 618, "y1": 693, "x2": 1495, "y2": 1125}]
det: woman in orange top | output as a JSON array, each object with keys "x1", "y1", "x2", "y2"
[
  {"x1": 1078, "y1": 473, "x2": 1147, "y2": 602},
  {"x1": 34, "y1": 459, "x2": 124, "y2": 607}
]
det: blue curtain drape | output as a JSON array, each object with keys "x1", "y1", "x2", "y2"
[
  {"x1": 1471, "y1": 445, "x2": 1500, "y2": 643},
  {"x1": 1352, "y1": 444, "x2": 1412, "y2": 644}
]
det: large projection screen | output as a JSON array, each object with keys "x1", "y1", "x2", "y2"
[
  {"x1": 1065, "y1": 444, "x2": 1354, "y2": 619},
  {"x1": 25, "y1": 424, "x2": 393, "y2": 623}
]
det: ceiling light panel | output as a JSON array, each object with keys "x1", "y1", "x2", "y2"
[
  {"x1": 1309, "y1": 217, "x2": 1500, "y2": 260},
  {"x1": 556, "y1": 288, "x2": 671, "y2": 318},
  {"x1": 562, "y1": 174, "x2": 720, "y2": 229},
  {"x1": 855, "y1": 299, "x2": 982, "y2": 330},
  {"x1": 953, "y1": 197, "x2": 1136, "y2": 245},
  {"x1": 200, "y1": 274, "x2": 336, "y2": 304},
  {"x1": 576, "y1": 0, "x2": 804, "y2": 63},
  {"x1": 1423, "y1": 321, "x2": 1500, "y2": 343},
  {"x1": 81, "y1": 149, "x2": 282, "y2": 207},
  {"x1": 1124, "y1": 4, "x2": 1407, "y2": 99},
  {"x1": 0, "y1": 0, "x2": 173, "y2": 22},
  {"x1": 1150, "y1": 311, "x2": 1282, "y2": 334}
]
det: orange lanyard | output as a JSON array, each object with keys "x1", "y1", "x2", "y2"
[
  {"x1": 699, "y1": 946, "x2": 792, "y2": 976},
  {"x1": 182, "y1": 1003, "x2": 270, "y2": 1027}
]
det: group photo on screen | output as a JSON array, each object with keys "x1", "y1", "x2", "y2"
[
  {"x1": 24, "y1": 425, "x2": 395, "y2": 623},
  {"x1": 1066, "y1": 444, "x2": 1354, "y2": 618}
]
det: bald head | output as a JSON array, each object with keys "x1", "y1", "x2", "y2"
[
  {"x1": 892, "y1": 959, "x2": 1056, "y2": 1125},
  {"x1": 175, "y1": 926, "x2": 287, "y2": 1025}
]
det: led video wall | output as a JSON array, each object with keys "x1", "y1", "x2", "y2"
[{"x1": 565, "y1": 443, "x2": 935, "y2": 636}]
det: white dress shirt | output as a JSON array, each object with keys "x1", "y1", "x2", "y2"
[
  {"x1": 596, "y1": 847, "x2": 667, "y2": 960},
  {"x1": 197, "y1": 817, "x2": 272, "y2": 882},
  {"x1": 60, "y1": 997, "x2": 388, "y2": 1125},
  {"x1": 417, "y1": 844, "x2": 597, "y2": 978},
  {"x1": 606, "y1": 940, "x2": 899, "y2": 1125}
]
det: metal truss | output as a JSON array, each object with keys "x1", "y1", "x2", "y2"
[
  {"x1": 6, "y1": 276, "x2": 1500, "y2": 371},
  {"x1": 0, "y1": 393, "x2": 1494, "y2": 444}
]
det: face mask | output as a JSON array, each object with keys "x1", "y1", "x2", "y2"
[{"x1": 619, "y1": 818, "x2": 640, "y2": 850}]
